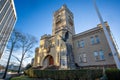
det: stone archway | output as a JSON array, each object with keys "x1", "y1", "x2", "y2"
[{"x1": 42, "y1": 55, "x2": 54, "y2": 67}]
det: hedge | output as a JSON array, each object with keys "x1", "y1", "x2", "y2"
[
  {"x1": 24, "y1": 69, "x2": 102, "y2": 80},
  {"x1": 105, "y1": 68, "x2": 120, "y2": 80}
]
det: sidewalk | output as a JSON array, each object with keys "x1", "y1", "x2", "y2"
[
  {"x1": 0, "y1": 72, "x2": 22, "y2": 80},
  {"x1": 0, "y1": 78, "x2": 9, "y2": 80}
]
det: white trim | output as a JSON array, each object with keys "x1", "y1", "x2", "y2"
[
  {"x1": 11, "y1": 0, "x2": 17, "y2": 18},
  {"x1": 93, "y1": 0, "x2": 120, "y2": 69}
]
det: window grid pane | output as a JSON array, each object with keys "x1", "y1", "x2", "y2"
[
  {"x1": 94, "y1": 51, "x2": 99, "y2": 60},
  {"x1": 83, "y1": 53, "x2": 87, "y2": 62},
  {"x1": 99, "y1": 50, "x2": 104, "y2": 60},
  {"x1": 96, "y1": 36, "x2": 100, "y2": 43},
  {"x1": 91, "y1": 37, "x2": 95, "y2": 45}
]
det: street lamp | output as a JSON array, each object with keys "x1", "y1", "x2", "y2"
[{"x1": 92, "y1": 0, "x2": 120, "y2": 69}]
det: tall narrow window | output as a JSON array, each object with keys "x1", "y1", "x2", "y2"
[
  {"x1": 57, "y1": 39, "x2": 59, "y2": 46},
  {"x1": 79, "y1": 54, "x2": 82, "y2": 62},
  {"x1": 77, "y1": 41, "x2": 80, "y2": 48},
  {"x1": 99, "y1": 50, "x2": 104, "y2": 60},
  {"x1": 61, "y1": 59, "x2": 65, "y2": 66},
  {"x1": 83, "y1": 53, "x2": 87, "y2": 62},
  {"x1": 95, "y1": 36, "x2": 100, "y2": 43},
  {"x1": 91, "y1": 37, "x2": 95, "y2": 45},
  {"x1": 94, "y1": 51, "x2": 99, "y2": 61}
]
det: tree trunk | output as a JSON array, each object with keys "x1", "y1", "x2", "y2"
[
  {"x1": 18, "y1": 53, "x2": 24, "y2": 73},
  {"x1": 2, "y1": 44, "x2": 14, "y2": 79}
]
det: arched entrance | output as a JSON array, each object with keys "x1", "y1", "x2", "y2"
[{"x1": 42, "y1": 55, "x2": 54, "y2": 67}]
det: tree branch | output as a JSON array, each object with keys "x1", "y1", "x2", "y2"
[{"x1": 12, "y1": 54, "x2": 21, "y2": 62}]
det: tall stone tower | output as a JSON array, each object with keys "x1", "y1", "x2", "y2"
[
  {"x1": 33, "y1": 5, "x2": 75, "y2": 70},
  {"x1": 52, "y1": 5, "x2": 75, "y2": 69},
  {"x1": 52, "y1": 4, "x2": 75, "y2": 37}
]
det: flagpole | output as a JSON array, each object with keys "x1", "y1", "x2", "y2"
[{"x1": 92, "y1": 0, "x2": 120, "y2": 69}]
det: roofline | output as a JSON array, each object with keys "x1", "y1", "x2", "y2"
[
  {"x1": 73, "y1": 22, "x2": 109, "y2": 38},
  {"x1": 73, "y1": 27, "x2": 101, "y2": 38}
]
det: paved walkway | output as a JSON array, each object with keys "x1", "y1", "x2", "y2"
[{"x1": 0, "y1": 72, "x2": 22, "y2": 80}]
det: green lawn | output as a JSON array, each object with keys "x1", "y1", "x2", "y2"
[
  {"x1": 11, "y1": 76, "x2": 33, "y2": 80},
  {"x1": 11, "y1": 76, "x2": 53, "y2": 80}
]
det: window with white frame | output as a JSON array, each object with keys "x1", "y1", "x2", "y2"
[
  {"x1": 83, "y1": 53, "x2": 87, "y2": 62},
  {"x1": 79, "y1": 53, "x2": 87, "y2": 63},
  {"x1": 77, "y1": 40, "x2": 85, "y2": 48},
  {"x1": 99, "y1": 50, "x2": 104, "y2": 60},
  {"x1": 95, "y1": 36, "x2": 100, "y2": 43},
  {"x1": 91, "y1": 36, "x2": 100, "y2": 45},
  {"x1": 94, "y1": 51, "x2": 99, "y2": 61},
  {"x1": 80, "y1": 40, "x2": 85, "y2": 48},
  {"x1": 94, "y1": 50, "x2": 105, "y2": 61}
]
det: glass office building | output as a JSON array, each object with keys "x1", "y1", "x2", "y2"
[{"x1": 0, "y1": 0, "x2": 17, "y2": 58}]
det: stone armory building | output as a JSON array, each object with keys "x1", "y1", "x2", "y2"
[{"x1": 33, "y1": 5, "x2": 119, "y2": 69}]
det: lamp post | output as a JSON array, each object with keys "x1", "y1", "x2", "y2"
[{"x1": 92, "y1": 0, "x2": 120, "y2": 69}]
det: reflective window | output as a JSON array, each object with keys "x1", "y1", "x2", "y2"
[
  {"x1": 99, "y1": 50, "x2": 104, "y2": 60},
  {"x1": 0, "y1": 0, "x2": 7, "y2": 11},
  {"x1": 80, "y1": 40, "x2": 85, "y2": 48},
  {"x1": 94, "y1": 50, "x2": 105, "y2": 61},
  {"x1": 94, "y1": 51, "x2": 99, "y2": 60},
  {"x1": 77, "y1": 41, "x2": 80, "y2": 48},
  {"x1": 77, "y1": 40, "x2": 85, "y2": 48},
  {"x1": 95, "y1": 36, "x2": 100, "y2": 43},
  {"x1": 91, "y1": 37, "x2": 95, "y2": 45},
  {"x1": 0, "y1": 0, "x2": 10, "y2": 22}
]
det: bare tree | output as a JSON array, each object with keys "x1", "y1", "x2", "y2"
[
  {"x1": 2, "y1": 29, "x2": 37, "y2": 77},
  {"x1": 11, "y1": 53, "x2": 31, "y2": 66},
  {"x1": 2, "y1": 29, "x2": 22, "y2": 79},
  {"x1": 17, "y1": 34, "x2": 37, "y2": 73}
]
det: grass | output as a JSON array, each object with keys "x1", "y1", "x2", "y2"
[
  {"x1": 11, "y1": 76, "x2": 33, "y2": 80},
  {"x1": 11, "y1": 75, "x2": 53, "y2": 80}
]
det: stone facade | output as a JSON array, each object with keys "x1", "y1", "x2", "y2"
[{"x1": 33, "y1": 5, "x2": 118, "y2": 69}]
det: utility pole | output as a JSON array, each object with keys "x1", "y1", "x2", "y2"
[{"x1": 92, "y1": 0, "x2": 120, "y2": 69}]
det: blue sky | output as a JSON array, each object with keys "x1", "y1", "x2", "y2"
[
  {"x1": 1, "y1": 0, "x2": 120, "y2": 66},
  {"x1": 14, "y1": 0, "x2": 120, "y2": 50}
]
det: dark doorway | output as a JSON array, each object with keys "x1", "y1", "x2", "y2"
[
  {"x1": 49, "y1": 56, "x2": 54, "y2": 65},
  {"x1": 43, "y1": 55, "x2": 54, "y2": 66}
]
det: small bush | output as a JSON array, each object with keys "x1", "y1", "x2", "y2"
[{"x1": 105, "y1": 68, "x2": 120, "y2": 80}]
